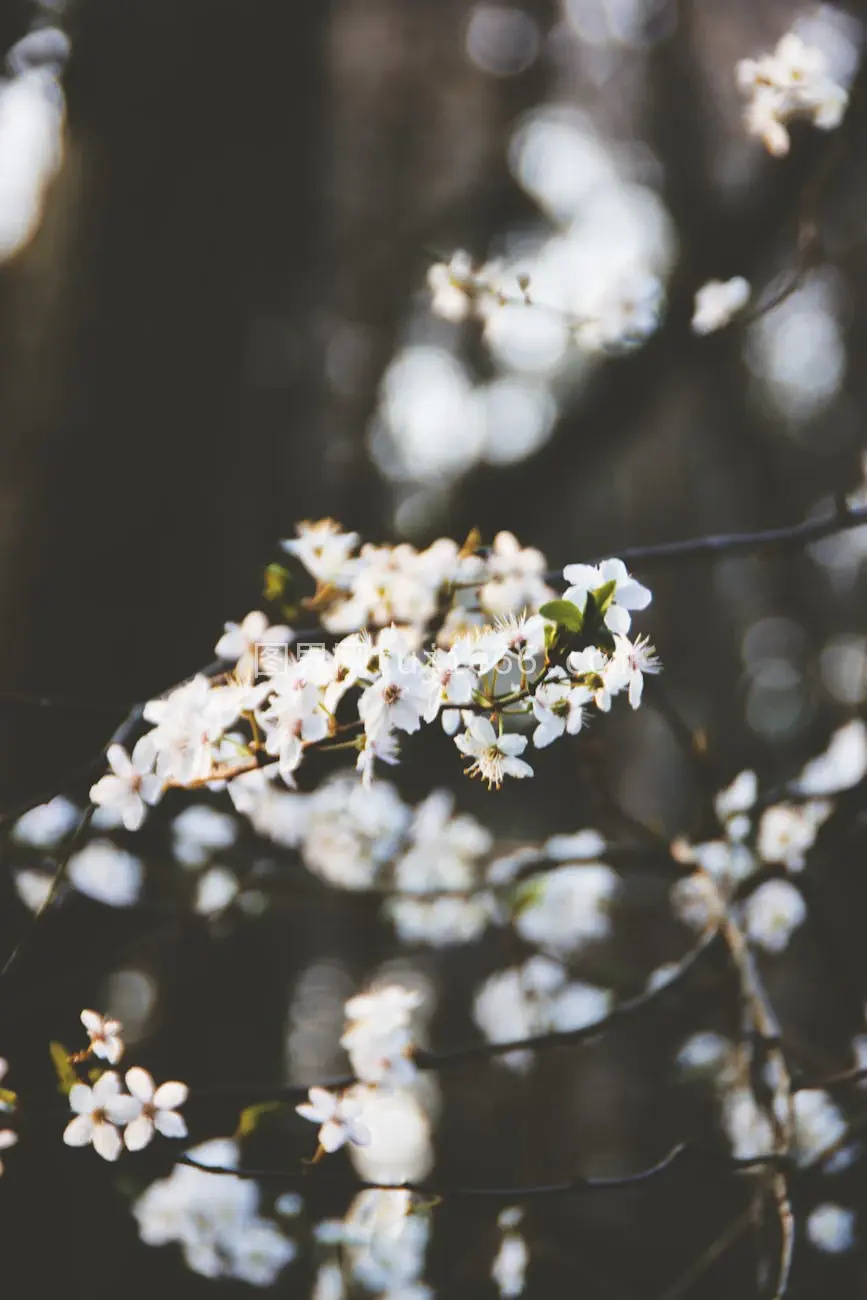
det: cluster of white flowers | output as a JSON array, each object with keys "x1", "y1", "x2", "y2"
[
  {"x1": 296, "y1": 983, "x2": 426, "y2": 1159},
  {"x1": 427, "y1": 250, "x2": 664, "y2": 356},
  {"x1": 315, "y1": 1188, "x2": 430, "y2": 1300},
  {"x1": 134, "y1": 1138, "x2": 297, "y2": 1285},
  {"x1": 473, "y1": 956, "x2": 612, "y2": 1071},
  {"x1": 671, "y1": 720, "x2": 866, "y2": 950},
  {"x1": 85, "y1": 525, "x2": 658, "y2": 819},
  {"x1": 61, "y1": 1011, "x2": 187, "y2": 1161},
  {"x1": 736, "y1": 32, "x2": 848, "y2": 157}
]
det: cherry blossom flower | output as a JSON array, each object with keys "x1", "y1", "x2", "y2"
[
  {"x1": 63, "y1": 1071, "x2": 142, "y2": 1161},
  {"x1": 426, "y1": 250, "x2": 489, "y2": 323},
  {"x1": 608, "y1": 634, "x2": 661, "y2": 707},
  {"x1": 341, "y1": 986, "x2": 421, "y2": 1087},
  {"x1": 566, "y1": 646, "x2": 618, "y2": 711},
  {"x1": 214, "y1": 611, "x2": 293, "y2": 681},
  {"x1": 89, "y1": 740, "x2": 163, "y2": 831},
  {"x1": 81, "y1": 1009, "x2": 125, "y2": 1064},
  {"x1": 736, "y1": 32, "x2": 848, "y2": 157},
  {"x1": 562, "y1": 558, "x2": 651, "y2": 635},
  {"x1": 358, "y1": 658, "x2": 429, "y2": 745},
  {"x1": 455, "y1": 718, "x2": 533, "y2": 787},
  {"x1": 531, "y1": 676, "x2": 591, "y2": 747},
  {"x1": 123, "y1": 1067, "x2": 189, "y2": 1150},
  {"x1": 296, "y1": 1086, "x2": 371, "y2": 1154},
  {"x1": 742, "y1": 879, "x2": 806, "y2": 952},
  {"x1": 282, "y1": 518, "x2": 360, "y2": 584},
  {"x1": 691, "y1": 277, "x2": 750, "y2": 335}
]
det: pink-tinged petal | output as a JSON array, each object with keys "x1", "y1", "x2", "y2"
[
  {"x1": 153, "y1": 1081, "x2": 188, "y2": 1110},
  {"x1": 0, "y1": 1131, "x2": 17, "y2": 1151},
  {"x1": 80, "y1": 1010, "x2": 102, "y2": 1033},
  {"x1": 154, "y1": 1110, "x2": 187, "y2": 1139},
  {"x1": 348, "y1": 1120, "x2": 371, "y2": 1147},
  {"x1": 63, "y1": 1114, "x2": 94, "y2": 1147},
  {"x1": 125, "y1": 1067, "x2": 155, "y2": 1104},
  {"x1": 123, "y1": 1114, "x2": 154, "y2": 1152},
  {"x1": 68, "y1": 1083, "x2": 94, "y2": 1116},
  {"x1": 92, "y1": 1072, "x2": 122, "y2": 1104},
  {"x1": 92, "y1": 1122, "x2": 122, "y2": 1162},
  {"x1": 318, "y1": 1121, "x2": 347, "y2": 1153},
  {"x1": 105, "y1": 1094, "x2": 142, "y2": 1126}
]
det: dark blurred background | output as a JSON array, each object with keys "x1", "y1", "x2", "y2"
[{"x1": 1, "y1": 0, "x2": 867, "y2": 1296}]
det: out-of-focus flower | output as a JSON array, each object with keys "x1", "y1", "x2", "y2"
[
  {"x1": 736, "y1": 33, "x2": 848, "y2": 157},
  {"x1": 691, "y1": 277, "x2": 750, "y2": 334}
]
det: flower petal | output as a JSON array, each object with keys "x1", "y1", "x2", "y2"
[
  {"x1": 68, "y1": 1083, "x2": 94, "y2": 1116},
  {"x1": 154, "y1": 1110, "x2": 187, "y2": 1139},
  {"x1": 92, "y1": 1122, "x2": 122, "y2": 1162},
  {"x1": 105, "y1": 1094, "x2": 142, "y2": 1126},
  {"x1": 63, "y1": 1114, "x2": 94, "y2": 1147},
  {"x1": 80, "y1": 1010, "x2": 102, "y2": 1033},
  {"x1": 125, "y1": 1067, "x2": 155, "y2": 1104},
  {"x1": 123, "y1": 1114, "x2": 154, "y2": 1152},
  {"x1": 153, "y1": 1081, "x2": 188, "y2": 1110},
  {"x1": 318, "y1": 1121, "x2": 346, "y2": 1153}
]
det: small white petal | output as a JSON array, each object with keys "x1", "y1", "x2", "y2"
[
  {"x1": 125, "y1": 1067, "x2": 155, "y2": 1104},
  {"x1": 63, "y1": 1114, "x2": 94, "y2": 1147},
  {"x1": 68, "y1": 1083, "x2": 94, "y2": 1116},
  {"x1": 153, "y1": 1081, "x2": 188, "y2": 1110},
  {"x1": 92, "y1": 1122, "x2": 123, "y2": 1161},
  {"x1": 154, "y1": 1110, "x2": 187, "y2": 1139},
  {"x1": 124, "y1": 1114, "x2": 155, "y2": 1151},
  {"x1": 318, "y1": 1121, "x2": 347, "y2": 1153}
]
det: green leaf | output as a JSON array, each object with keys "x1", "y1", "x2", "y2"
[
  {"x1": 511, "y1": 877, "x2": 546, "y2": 915},
  {"x1": 49, "y1": 1042, "x2": 78, "y2": 1096},
  {"x1": 264, "y1": 563, "x2": 290, "y2": 603},
  {"x1": 539, "y1": 600, "x2": 584, "y2": 634},
  {"x1": 592, "y1": 579, "x2": 617, "y2": 612},
  {"x1": 235, "y1": 1100, "x2": 283, "y2": 1139}
]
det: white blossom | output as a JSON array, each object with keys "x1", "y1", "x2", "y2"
[
  {"x1": 89, "y1": 740, "x2": 162, "y2": 831},
  {"x1": 81, "y1": 1009, "x2": 125, "y2": 1064},
  {"x1": 742, "y1": 879, "x2": 806, "y2": 952},
  {"x1": 756, "y1": 801, "x2": 830, "y2": 870},
  {"x1": 214, "y1": 610, "x2": 293, "y2": 680},
  {"x1": 282, "y1": 518, "x2": 360, "y2": 585},
  {"x1": 807, "y1": 1203, "x2": 856, "y2": 1253},
  {"x1": 455, "y1": 718, "x2": 533, "y2": 787},
  {"x1": 562, "y1": 558, "x2": 651, "y2": 635},
  {"x1": 691, "y1": 277, "x2": 750, "y2": 335},
  {"x1": 531, "y1": 675, "x2": 591, "y2": 747},
  {"x1": 123, "y1": 1067, "x2": 188, "y2": 1150},
  {"x1": 341, "y1": 985, "x2": 421, "y2": 1087},
  {"x1": 608, "y1": 633, "x2": 661, "y2": 707},
  {"x1": 736, "y1": 32, "x2": 849, "y2": 157},
  {"x1": 63, "y1": 1071, "x2": 141, "y2": 1161},
  {"x1": 68, "y1": 841, "x2": 143, "y2": 907},
  {"x1": 794, "y1": 719, "x2": 867, "y2": 795},
  {"x1": 492, "y1": 1231, "x2": 529, "y2": 1298},
  {"x1": 296, "y1": 1086, "x2": 371, "y2": 1153}
]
